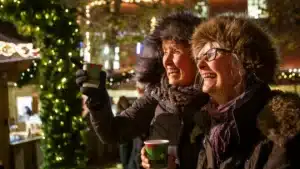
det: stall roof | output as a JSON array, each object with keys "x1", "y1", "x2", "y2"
[{"x1": 0, "y1": 21, "x2": 39, "y2": 82}]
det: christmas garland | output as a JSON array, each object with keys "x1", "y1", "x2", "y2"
[{"x1": 0, "y1": 0, "x2": 87, "y2": 168}]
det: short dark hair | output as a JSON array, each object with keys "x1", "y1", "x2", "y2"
[{"x1": 192, "y1": 13, "x2": 279, "y2": 83}]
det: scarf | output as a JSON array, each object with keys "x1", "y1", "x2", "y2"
[
  {"x1": 149, "y1": 74, "x2": 208, "y2": 107},
  {"x1": 207, "y1": 74, "x2": 270, "y2": 164}
]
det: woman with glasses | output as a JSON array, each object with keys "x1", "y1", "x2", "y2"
[{"x1": 191, "y1": 14, "x2": 300, "y2": 169}]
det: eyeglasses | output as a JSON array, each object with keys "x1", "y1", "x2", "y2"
[{"x1": 195, "y1": 48, "x2": 232, "y2": 62}]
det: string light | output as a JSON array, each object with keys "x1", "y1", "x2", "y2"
[
  {"x1": 106, "y1": 69, "x2": 135, "y2": 88},
  {"x1": 150, "y1": 16, "x2": 156, "y2": 33},
  {"x1": 84, "y1": 0, "x2": 159, "y2": 62},
  {"x1": 17, "y1": 60, "x2": 39, "y2": 87},
  {"x1": 113, "y1": 46, "x2": 120, "y2": 69},
  {"x1": 277, "y1": 69, "x2": 300, "y2": 83},
  {"x1": 84, "y1": 1, "x2": 106, "y2": 61},
  {"x1": 84, "y1": 32, "x2": 91, "y2": 62},
  {"x1": 122, "y1": 0, "x2": 159, "y2": 3}
]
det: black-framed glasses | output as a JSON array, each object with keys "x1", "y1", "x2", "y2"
[{"x1": 196, "y1": 48, "x2": 232, "y2": 62}]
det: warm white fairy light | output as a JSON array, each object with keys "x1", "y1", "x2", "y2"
[
  {"x1": 84, "y1": 0, "x2": 158, "y2": 62},
  {"x1": 85, "y1": 0, "x2": 106, "y2": 62},
  {"x1": 103, "y1": 45, "x2": 110, "y2": 55},
  {"x1": 150, "y1": 16, "x2": 156, "y2": 33},
  {"x1": 84, "y1": 32, "x2": 91, "y2": 62},
  {"x1": 113, "y1": 46, "x2": 120, "y2": 69},
  {"x1": 277, "y1": 69, "x2": 300, "y2": 80},
  {"x1": 104, "y1": 60, "x2": 110, "y2": 69},
  {"x1": 122, "y1": 0, "x2": 158, "y2": 3}
]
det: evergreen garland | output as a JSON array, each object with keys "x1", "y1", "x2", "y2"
[{"x1": 0, "y1": 0, "x2": 87, "y2": 168}]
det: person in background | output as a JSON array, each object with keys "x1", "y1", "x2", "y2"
[
  {"x1": 116, "y1": 96, "x2": 132, "y2": 169},
  {"x1": 76, "y1": 11, "x2": 208, "y2": 169},
  {"x1": 24, "y1": 106, "x2": 32, "y2": 117},
  {"x1": 120, "y1": 83, "x2": 147, "y2": 169},
  {"x1": 116, "y1": 96, "x2": 131, "y2": 116},
  {"x1": 191, "y1": 13, "x2": 300, "y2": 168},
  {"x1": 128, "y1": 82, "x2": 146, "y2": 169},
  {"x1": 18, "y1": 106, "x2": 33, "y2": 122}
]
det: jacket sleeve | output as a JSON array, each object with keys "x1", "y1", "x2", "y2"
[
  {"x1": 87, "y1": 89, "x2": 158, "y2": 144},
  {"x1": 263, "y1": 135, "x2": 300, "y2": 169}
]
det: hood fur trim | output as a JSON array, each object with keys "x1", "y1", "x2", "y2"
[
  {"x1": 258, "y1": 90, "x2": 300, "y2": 147},
  {"x1": 153, "y1": 11, "x2": 201, "y2": 43}
]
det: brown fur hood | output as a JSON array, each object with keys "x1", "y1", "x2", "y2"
[{"x1": 258, "y1": 90, "x2": 300, "y2": 147}]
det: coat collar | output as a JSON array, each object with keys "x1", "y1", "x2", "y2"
[{"x1": 194, "y1": 83, "x2": 272, "y2": 148}]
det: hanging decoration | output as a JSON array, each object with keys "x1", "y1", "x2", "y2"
[{"x1": 0, "y1": 41, "x2": 40, "y2": 58}]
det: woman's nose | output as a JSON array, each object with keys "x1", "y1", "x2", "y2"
[
  {"x1": 164, "y1": 53, "x2": 173, "y2": 64},
  {"x1": 197, "y1": 58, "x2": 207, "y2": 70}
]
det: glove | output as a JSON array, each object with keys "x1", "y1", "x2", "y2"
[{"x1": 75, "y1": 69, "x2": 107, "y2": 98}]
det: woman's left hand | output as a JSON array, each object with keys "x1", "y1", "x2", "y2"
[
  {"x1": 141, "y1": 146, "x2": 177, "y2": 169},
  {"x1": 141, "y1": 146, "x2": 150, "y2": 169}
]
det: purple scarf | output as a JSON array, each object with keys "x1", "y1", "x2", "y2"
[
  {"x1": 207, "y1": 81, "x2": 263, "y2": 164},
  {"x1": 207, "y1": 98, "x2": 239, "y2": 164}
]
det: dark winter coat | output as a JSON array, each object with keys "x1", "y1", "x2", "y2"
[
  {"x1": 195, "y1": 86, "x2": 300, "y2": 169},
  {"x1": 87, "y1": 77, "x2": 209, "y2": 169}
]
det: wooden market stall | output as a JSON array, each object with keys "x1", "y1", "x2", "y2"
[{"x1": 0, "y1": 23, "x2": 41, "y2": 169}]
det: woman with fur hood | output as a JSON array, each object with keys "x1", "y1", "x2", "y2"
[
  {"x1": 76, "y1": 11, "x2": 208, "y2": 169},
  {"x1": 191, "y1": 14, "x2": 300, "y2": 169}
]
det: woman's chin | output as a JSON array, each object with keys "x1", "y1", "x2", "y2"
[
  {"x1": 168, "y1": 79, "x2": 179, "y2": 85},
  {"x1": 202, "y1": 84, "x2": 215, "y2": 94}
]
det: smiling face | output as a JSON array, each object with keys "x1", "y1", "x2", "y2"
[
  {"x1": 162, "y1": 40, "x2": 196, "y2": 86},
  {"x1": 195, "y1": 42, "x2": 244, "y2": 104}
]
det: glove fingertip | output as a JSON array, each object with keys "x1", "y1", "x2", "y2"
[
  {"x1": 76, "y1": 76, "x2": 88, "y2": 87},
  {"x1": 99, "y1": 71, "x2": 107, "y2": 80},
  {"x1": 76, "y1": 69, "x2": 87, "y2": 77}
]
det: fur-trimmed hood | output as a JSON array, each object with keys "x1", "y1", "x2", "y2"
[
  {"x1": 258, "y1": 90, "x2": 300, "y2": 147},
  {"x1": 153, "y1": 10, "x2": 201, "y2": 43},
  {"x1": 136, "y1": 11, "x2": 201, "y2": 84}
]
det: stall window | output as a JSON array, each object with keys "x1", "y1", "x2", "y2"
[{"x1": 16, "y1": 96, "x2": 33, "y2": 122}]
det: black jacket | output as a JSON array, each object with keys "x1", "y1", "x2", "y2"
[
  {"x1": 196, "y1": 88, "x2": 300, "y2": 169},
  {"x1": 86, "y1": 83, "x2": 208, "y2": 169}
]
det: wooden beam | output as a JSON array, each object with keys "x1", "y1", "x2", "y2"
[{"x1": 0, "y1": 72, "x2": 10, "y2": 169}]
